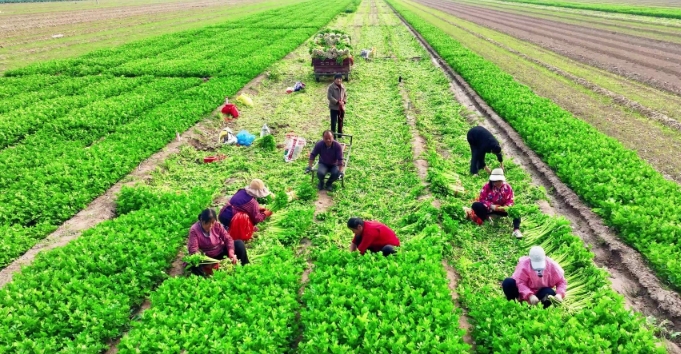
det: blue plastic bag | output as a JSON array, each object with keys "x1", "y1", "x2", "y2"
[{"x1": 236, "y1": 130, "x2": 256, "y2": 146}]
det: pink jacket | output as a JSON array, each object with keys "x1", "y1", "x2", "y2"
[
  {"x1": 512, "y1": 256, "x2": 567, "y2": 301},
  {"x1": 478, "y1": 182, "x2": 514, "y2": 210},
  {"x1": 187, "y1": 222, "x2": 235, "y2": 259}
]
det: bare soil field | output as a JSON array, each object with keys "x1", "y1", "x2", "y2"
[
  {"x1": 464, "y1": 0, "x2": 681, "y2": 41},
  {"x1": 417, "y1": 0, "x2": 681, "y2": 95}
]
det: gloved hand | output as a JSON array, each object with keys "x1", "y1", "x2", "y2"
[
  {"x1": 554, "y1": 294, "x2": 563, "y2": 302},
  {"x1": 304, "y1": 166, "x2": 311, "y2": 174},
  {"x1": 528, "y1": 295, "x2": 539, "y2": 306}
]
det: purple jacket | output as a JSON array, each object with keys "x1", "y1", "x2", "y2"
[
  {"x1": 187, "y1": 222, "x2": 234, "y2": 258},
  {"x1": 218, "y1": 189, "x2": 266, "y2": 227},
  {"x1": 309, "y1": 140, "x2": 344, "y2": 167}
]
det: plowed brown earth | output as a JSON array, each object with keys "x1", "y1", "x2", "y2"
[{"x1": 416, "y1": 0, "x2": 681, "y2": 95}]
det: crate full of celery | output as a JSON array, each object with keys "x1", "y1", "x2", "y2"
[{"x1": 309, "y1": 29, "x2": 354, "y2": 82}]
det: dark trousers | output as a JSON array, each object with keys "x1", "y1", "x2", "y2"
[
  {"x1": 330, "y1": 109, "x2": 343, "y2": 135},
  {"x1": 468, "y1": 146, "x2": 486, "y2": 175},
  {"x1": 190, "y1": 240, "x2": 249, "y2": 276},
  {"x1": 354, "y1": 235, "x2": 397, "y2": 257},
  {"x1": 317, "y1": 162, "x2": 341, "y2": 187},
  {"x1": 472, "y1": 202, "x2": 521, "y2": 229},
  {"x1": 502, "y1": 278, "x2": 556, "y2": 308}
]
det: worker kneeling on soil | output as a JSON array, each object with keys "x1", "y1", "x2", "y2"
[
  {"x1": 306, "y1": 130, "x2": 345, "y2": 191},
  {"x1": 348, "y1": 218, "x2": 400, "y2": 256},
  {"x1": 218, "y1": 179, "x2": 273, "y2": 242},
  {"x1": 467, "y1": 125, "x2": 503, "y2": 176},
  {"x1": 464, "y1": 168, "x2": 523, "y2": 239},
  {"x1": 503, "y1": 246, "x2": 567, "y2": 308},
  {"x1": 188, "y1": 208, "x2": 249, "y2": 275}
]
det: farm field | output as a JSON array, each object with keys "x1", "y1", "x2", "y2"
[
  {"x1": 0, "y1": 0, "x2": 306, "y2": 73},
  {"x1": 401, "y1": 0, "x2": 681, "y2": 183},
  {"x1": 1, "y1": 0, "x2": 681, "y2": 352}
]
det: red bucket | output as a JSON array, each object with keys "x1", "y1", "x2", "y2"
[{"x1": 203, "y1": 154, "x2": 226, "y2": 163}]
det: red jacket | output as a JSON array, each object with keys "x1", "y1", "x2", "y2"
[{"x1": 352, "y1": 221, "x2": 400, "y2": 255}]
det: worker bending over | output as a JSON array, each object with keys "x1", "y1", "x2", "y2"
[
  {"x1": 502, "y1": 246, "x2": 567, "y2": 308},
  {"x1": 465, "y1": 168, "x2": 523, "y2": 239},
  {"x1": 348, "y1": 218, "x2": 400, "y2": 256},
  {"x1": 187, "y1": 208, "x2": 249, "y2": 275},
  {"x1": 306, "y1": 130, "x2": 345, "y2": 191},
  {"x1": 218, "y1": 179, "x2": 272, "y2": 242},
  {"x1": 467, "y1": 125, "x2": 503, "y2": 176}
]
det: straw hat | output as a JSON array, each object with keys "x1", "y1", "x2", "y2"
[
  {"x1": 245, "y1": 179, "x2": 271, "y2": 198},
  {"x1": 489, "y1": 168, "x2": 506, "y2": 182}
]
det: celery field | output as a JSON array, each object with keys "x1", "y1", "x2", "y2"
[{"x1": 0, "y1": 0, "x2": 680, "y2": 352}]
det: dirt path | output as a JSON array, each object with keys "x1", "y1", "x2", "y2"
[
  {"x1": 397, "y1": 54, "x2": 474, "y2": 347},
  {"x1": 390, "y1": 1, "x2": 681, "y2": 349},
  {"x1": 416, "y1": 0, "x2": 681, "y2": 96}
]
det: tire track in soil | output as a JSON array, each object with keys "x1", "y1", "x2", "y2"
[
  {"x1": 390, "y1": 1, "x2": 681, "y2": 349},
  {"x1": 414, "y1": 6, "x2": 681, "y2": 141},
  {"x1": 416, "y1": 0, "x2": 681, "y2": 96},
  {"x1": 0, "y1": 73, "x2": 269, "y2": 289}
]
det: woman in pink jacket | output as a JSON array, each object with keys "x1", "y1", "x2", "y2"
[
  {"x1": 187, "y1": 208, "x2": 249, "y2": 276},
  {"x1": 465, "y1": 168, "x2": 522, "y2": 239},
  {"x1": 502, "y1": 246, "x2": 567, "y2": 308}
]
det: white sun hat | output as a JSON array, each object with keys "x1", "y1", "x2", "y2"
[
  {"x1": 489, "y1": 168, "x2": 506, "y2": 182},
  {"x1": 245, "y1": 179, "x2": 271, "y2": 198},
  {"x1": 529, "y1": 246, "x2": 546, "y2": 270}
]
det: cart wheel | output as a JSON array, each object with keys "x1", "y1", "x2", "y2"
[{"x1": 315, "y1": 75, "x2": 320, "y2": 82}]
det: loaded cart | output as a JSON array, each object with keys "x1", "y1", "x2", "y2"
[
  {"x1": 311, "y1": 133, "x2": 353, "y2": 188},
  {"x1": 312, "y1": 58, "x2": 352, "y2": 82},
  {"x1": 309, "y1": 29, "x2": 353, "y2": 82}
]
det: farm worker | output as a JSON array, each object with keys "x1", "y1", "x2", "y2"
[
  {"x1": 467, "y1": 125, "x2": 503, "y2": 176},
  {"x1": 187, "y1": 208, "x2": 249, "y2": 275},
  {"x1": 465, "y1": 168, "x2": 523, "y2": 239},
  {"x1": 502, "y1": 246, "x2": 567, "y2": 308},
  {"x1": 218, "y1": 179, "x2": 273, "y2": 242},
  {"x1": 306, "y1": 130, "x2": 345, "y2": 191},
  {"x1": 348, "y1": 218, "x2": 400, "y2": 257},
  {"x1": 328, "y1": 74, "x2": 348, "y2": 136}
]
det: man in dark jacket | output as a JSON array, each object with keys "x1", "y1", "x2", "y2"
[
  {"x1": 306, "y1": 130, "x2": 345, "y2": 191},
  {"x1": 327, "y1": 74, "x2": 348, "y2": 135},
  {"x1": 467, "y1": 125, "x2": 503, "y2": 176}
]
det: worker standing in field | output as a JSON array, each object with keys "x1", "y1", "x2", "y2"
[
  {"x1": 465, "y1": 168, "x2": 523, "y2": 239},
  {"x1": 467, "y1": 125, "x2": 503, "y2": 176},
  {"x1": 502, "y1": 246, "x2": 567, "y2": 308},
  {"x1": 306, "y1": 130, "x2": 345, "y2": 191},
  {"x1": 218, "y1": 179, "x2": 273, "y2": 242},
  {"x1": 187, "y1": 208, "x2": 249, "y2": 275},
  {"x1": 328, "y1": 74, "x2": 348, "y2": 136},
  {"x1": 347, "y1": 218, "x2": 400, "y2": 256}
]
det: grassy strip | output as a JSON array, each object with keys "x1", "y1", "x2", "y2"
[
  {"x1": 298, "y1": 5, "x2": 468, "y2": 351},
  {"x1": 390, "y1": 0, "x2": 681, "y2": 291},
  {"x1": 498, "y1": 0, "x2": 681, "y2": 19},
  {"x1": 398, "y1": 46, "x2": 663, "y2": 351}
]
